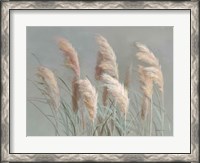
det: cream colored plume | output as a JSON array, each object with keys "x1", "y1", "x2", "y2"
[
  {"x1": 143, "y1": 66, "x2": 164, "y2": 92},
  {"x1": 78, "y1": 78, "x2": 98, "y2": 123},
  {"x1": 101, "y1": 74, "x2": 129, "y2": 115},
  {"x1": 95, "y1": 35, "x2": 119, "y2": 106},
  {"x1": 37, "y1": 66, "x2": 60, "y2": 111},
  {"x1": 136, "y1": 42, "x2": 164, "y2": 92},
  {"x1": 95, "y1": 35, "x2": 119, "y2": 80},
  {"x1": 57, "y1": 38, "x2": 80, "y2": 77},
  {"x1": 135, "y1": 42, "x2": 159, "y2": 67}
]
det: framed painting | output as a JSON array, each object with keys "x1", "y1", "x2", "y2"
[{"x1": 1, "y1": 0, "x2": 199, "y2": 162}]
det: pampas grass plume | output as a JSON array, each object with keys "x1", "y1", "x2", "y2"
[
  {"x1": 143, "y1": 66, "x2": 164, "y2": 92},
  {"x1": 78, "y1": 78, "x2": 98, "y2": 123},
  {"x1": 37, "y1": 66, "x2": 60, "y2": 111},
  {"x1": 57, "y1": 37, "x2": 80, "y2": 77},
  {"x1": 101, "y1": 74, "x2": 129, "y2": 115},
  {"x1": 135, "y1": 42, "x2": 159, "y2": 67},
  {"x1": 95, "y1": 35, "x2": 119, "y2": 106},
  {"x1": 95, "y1": 35, "x2": 119, "y2": 80},
  {"x1": 136, "y1": 43, "x2": 164, "y2": 121},
  {"x1": 136, "y1": 43, "x2": 164, "y2": 92}
]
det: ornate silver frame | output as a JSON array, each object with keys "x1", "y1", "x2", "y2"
[{"x1": 1, "y1": 1, "x2": 199, "y2": 162}]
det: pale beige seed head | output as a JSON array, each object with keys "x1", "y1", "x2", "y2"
[
  {"x1": 57, "y1": 38, "x2": 80, "y2": 77},
  {"x1": 136, "y1": 43, "x2": 164, "y2": 93},
  {"x1": 37, "y1": 66, "x2": 60, "y2": 111},
  {"x1": 95, "y1": 35, "x2": 119, "y2": 80},
  {"x1": 136, "y1": 43, "x2": 164, "y2": 120},
  {"x1": 135, "y1": 42, "x2": 159, "y2": 67},
  {"x1": 98, "y1": 61, "x2": 118, "y2": 80},
  {"x1": 101, "y1": 74, "x2": 129, "y2": 115},
  {"x1": 101, "y1": 73, "x2": 119, "y2": 87},
  {"x1": 143, "y1": 66, "x2": 164, "y2": 92},
  {"x1": 78, "y1": 78, "x2": 98, "y2": 123}
]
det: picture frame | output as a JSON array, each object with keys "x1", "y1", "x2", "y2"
[{"x1": 1, "y1": 0, "x2": 199, "y2": 162}]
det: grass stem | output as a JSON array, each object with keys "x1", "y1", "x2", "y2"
[
  {"x1": 161, "y1": 93, "x2": 165, "y2": 136},
  {"x1": 150, "y1": 94, "x2": 153, "y2": 136},
  {"x1": 125, "y1": 113, "x2": 126, "y2": 136}
]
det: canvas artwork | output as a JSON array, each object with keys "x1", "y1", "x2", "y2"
[{"x1": 27, "y1": 27, "x2": 173, "y2": 136}]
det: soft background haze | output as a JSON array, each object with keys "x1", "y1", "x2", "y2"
[{"x1": 27, "y1": 26, "x2": 173, "y2": 136}]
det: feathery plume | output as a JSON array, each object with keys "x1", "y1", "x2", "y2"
[
  {"x1": 78, "y1": 78, "x2": 98, "y2": 123},
  {"x1": 57, "y1": 38, "x2": 80, "y2": 77},
  {"x1": 143, "y1": 66, "x2": 164, "y2": 92},
  {"x1": 37, "y1": 66, "x2": 60, "y2": 111},
  {"x1": 95, "y1": 35, "x2": 119, "y2": 80},
  {"x1": 136, "y1": 43, "x2": 164, "y2": 92},
  {"x1": 95, "y1": 35, "x2": 119, "y2": 106},
  {"x1": 57, "y1": 38, "x2": 81, "y2": 112},
  {"x1": 135, "y1": 42, "x2": 159, "y2": 67},
  {"x1": 124, "y1": 64, "x2": 132, "y2": 89},
  {"x1": 101, "y1": 74, "x2": 129, "y2": 115}
]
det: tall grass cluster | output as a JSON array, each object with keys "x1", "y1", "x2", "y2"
[{"x1": 28, "y1": 35, "x2": 171, "y2": 136}]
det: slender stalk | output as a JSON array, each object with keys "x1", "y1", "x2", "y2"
[
  {"x1": 81, "y1": 108, "x2": 85, "y2": 131},
  {"x1": 80, "y1": 105, "x2": 87, "y2": 134},
  {"x1": 92, "y1": 121, "x2": 94, "y2": 136},
  {"x1": 32, "y1": 81, "x2": 60, "y2": 135},
  {"x1": 109, "y1": 100, "x2": 115, "y2": 136},
  {"x1": 142, "y1": 121, "x2": 145, "y2": 136},
  {"x1": 112, "y1": 107, "x2": 115, "y2": 136},
  {"x1": 79, "y1": 99, "x2": 85, "y2": 134},
  {"x1": 124, "y1": 113, "x2": 126, "y2": 136},
  {"x1": 29, "y1": 101, "x2": 60, "y2": 136},
  {"x1": 150, "y1": 94, "x2": 153, "y2": 136},
  {"x1": 76, "y1": 113, "x2": 79, "y2": 136},
  {"x1": 54, "y1": 111, "x2": 59, "y2": 136},
  {"x1": 49, "y1": 104, "x2": 59, "y2": 136},
  {"x1": 31, "y1": 52, "x2": 42, "y2": 65},
  {"x1": 42, "y1": 96, "x2": 59, "y2": 136},
  {"x1": 161, "y1": 93, "x2": 165, "y2": 136}
]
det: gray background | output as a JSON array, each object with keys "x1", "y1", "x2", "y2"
[{"x1": 27, "y1": 26, "x2": 173, "y2": 136}]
